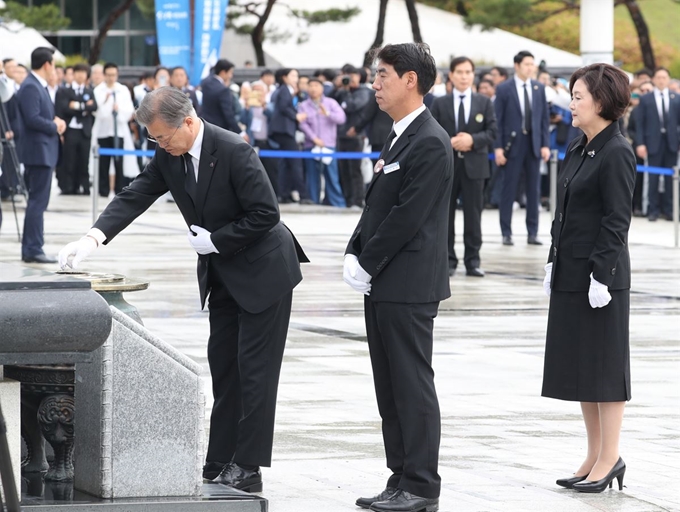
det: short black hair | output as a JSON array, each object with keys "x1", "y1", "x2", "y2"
[
  {"x1": 260, "y1": 69, "x2": 274, "y2": 78},
  {"x1": 341, "y1": 63, "x2": 356, "y2": 74},
  {"x1": 308, "y1": 77, "x2": 323, "y2": 86},
  {"x1": 213, "y1": 59, "x2": 234, "y2": 75},
  {"x1": 375, "y1": 43, "x2": 437, "y2": 96},
  {"x1": 478, "y1": 78, "x2": 495, "y2": 89},
  {"x1": 2, "y1": 58, "x2": 15, "y2": 65},
  {"x1": 73, "y1": 63, "x2": 90, "y2": 76},
  {"x1": 275, "y1": 68, "x2": 297, "y2": 85},
  {"x1": 358, "y1": 67, "x2": 368, "y2": 84},
  {"x1": 490, "y1": 66, "x2": 508, "y2": 78},
  {"x1": 103, "y1": 62, "x2": 118, "y2": 73},
  {"x1": 170, "y1": 66, "x2": 187, "y2": 76},
  {"x1": 653, "y1": 66, "x2": 670, "y2": 77},
  {"x1": 450, "y1": 56, "x2": 475, "y2": 73},
  {"x1": 154, "y1": 66, "x2": 169, "y2": 78},
  {"x1": 513, "y1": 51, "x2": 534, "y2": 65},
  {"x1": 634, "y1": 68, "x2": 652, "y2": 78},
  {"x1": 569, "y1": 63, "x2": 630, "y2": 121},
  {"x1": 141, "y1": 71, "x2": 153, "y2": 80},
  {"x1": 318, "y1": 68, "x2": 336, "y2": 82},
  {"x1": 30, "y1": 47, "x2": 54, "y2": 71}
]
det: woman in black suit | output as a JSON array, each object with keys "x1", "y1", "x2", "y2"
[{"x1": 542, "y1": 63, "x2": 635, "y2": 493}]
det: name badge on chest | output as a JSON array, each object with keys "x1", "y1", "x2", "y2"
[{"x1": 383, "y1": 162, "x2": 400, "y2": 174}]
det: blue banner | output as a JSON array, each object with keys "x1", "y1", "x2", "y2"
[
  {"x1": 155, "y1": 0, "x2": 192, "y2": 71},
  {"x1": 191, "y1": 0, "x2": 230, "y2": 86}
]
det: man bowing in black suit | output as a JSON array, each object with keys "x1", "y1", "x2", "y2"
[
  {"x1": 431, "y1": 57, "x2": 497, "y2": 277},
  {"x1": 59, "y1": 87, "x2": 308, "y2": 492},
  {"x1": 344, "y1": 43, "x2": 452, "y2": 512}
]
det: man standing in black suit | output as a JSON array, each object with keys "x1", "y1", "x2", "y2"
[
  {"x1": 56, "y1": 63, "x2": 97, "y2": 195},
  {"x1": 634, "y1": 66, "x2": 680, "y2": 221},
  {"x1": 16, "y1": 47, "x2": 66, "y2": 263},
  {"x1": 431, "y1": 57, "x2": 497, "y2": 277},
  {"x1": 344, "y1": 43, "x2": 452, "y2": 512},
  {"x1": 58, "y1": 87, "x2": 308, "y2": 492},
  {"x1": 493, "y1": 51, "x2": 550, "y2": 246},
  {"x1": 199, "y1": 59, "x2": 247, "y2": 141}
]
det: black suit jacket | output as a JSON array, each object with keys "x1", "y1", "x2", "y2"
[
  {"x1": 268, "y1": 85, "x2": 298, "y2": 137},
  {"x1": 346, "y1": 108, "x2": 453, "y2": 303},
  {"x1": 199, "y1": 75, "x2": 240, "y2": 134},
  {"x1": 430, "y1": 92, "x2": 497, "y2": 179},
  {"x1": 633, "y1": 90, "x2": 680, "y2": 155},
  {"x1": 548, "y1": 121, "x2": 635, "y2": 292},
  {"x1": 93, "y1": 121, "x2": 308, "y2": 314},
  {"x1": 493, "y1": 78, "x2": 550, "y2": 158},
  {"x1": 353, "y1": 90, "x2": 393, "y2": 147},
  {"x1": 56, "y1": 84, "x2": 97, "y2": 138}
]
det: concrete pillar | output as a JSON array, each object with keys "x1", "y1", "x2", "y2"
[
  {"x1": 0, "y1": 377, "x2": 21, "y2": 504},
  {"x1": 580, "y1": 0, "x2": 614, "y2": 65}
]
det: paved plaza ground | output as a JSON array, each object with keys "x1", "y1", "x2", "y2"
[{"x1": 0, "y1": 189, "x2": 678, "y2": 512}]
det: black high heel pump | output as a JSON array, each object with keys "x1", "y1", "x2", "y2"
[
  {"x1": 572, "y1": 457, "x2": 626, "y2": 493},
  {"x1": 556, "y1": 475, "x2": 587, "y2": 489}
]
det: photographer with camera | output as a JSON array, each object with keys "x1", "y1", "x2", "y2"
[{"x1": 333, "y1": 65, "x2": 371, "y2": 209}]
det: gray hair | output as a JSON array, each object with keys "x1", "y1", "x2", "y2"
[{"x1": 135, "y1": 86, "x2": 196, "y2": 127}]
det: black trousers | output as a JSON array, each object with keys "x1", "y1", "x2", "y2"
[
  {"x1": 205, "y1": 258, "x2": 293, "y2": 467},
  {"x1": 499, "y1": 134, "x2": 540, "y2": 237},
  {"x1": 254, "y1": 139, "x2": 279, "y2": 197},
  {"x1": 338, "y1": 136, "x2": 365, "y2": 207},
  {"x1": 97, "y1": 137, "x2": 124, "y2": 197},
  {"x1": 449, "y1": 156, "x2": 484, "y2": 270},
  {"x1": 270, "y1": 133, "x2": 306, "y2": 200},
  {"x1": 62, "y1": 129, "x2": 91, "y2": 194},
  {"x1": 364, "y1": 298, "x2": 441, "y2": 499},
  {"x1": 21, "y1": 165, "x2": 52, "y2": 258},
  {"x1": 647, "y1": 138, "x2": 676, "y2": 217}
]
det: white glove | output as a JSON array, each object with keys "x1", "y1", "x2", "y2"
[
  {"x1": 588, "y1": 273, "x2": 612, "y2": 308},
  {"x1": 58, "y1": 236, "x2": 98, "y2": 270},
  {"x1": 187, "y1": 225, "x2": 219, "y2": 255},
  {"x1": 543, "y1": 263, "x2": 553, "y2": 297},
  {"x1": 343, "y1": 254, "x2": 371, "y2": 295}
]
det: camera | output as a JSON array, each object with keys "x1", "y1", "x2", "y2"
[{"x1": 341, "y1": 75, "x2": 350, "y2": 86}]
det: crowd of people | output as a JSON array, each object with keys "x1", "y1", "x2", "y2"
[{"x1": 0, "y1": 46, "x2": 679, "y2": 265}]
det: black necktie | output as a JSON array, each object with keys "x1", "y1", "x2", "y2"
[
  {"x1": 382, "y1": 129, "x2": 397, "y2": 157},
  {"x1": 457, "y1": 95, "x2": 466, "y2": 134},
  {"x1": 523, "y1": 83, "x2": 532, "y2": 134},
  {"x1": 661, "y1": 94, "x2": 669, "y2": 132},
  {"x1": 184, "y1": 153, "x2": 197, "y2": 201}
]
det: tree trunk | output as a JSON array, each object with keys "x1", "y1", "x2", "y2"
[
  {"x1": 88, "y1": 0, "x2": 135, "y2": 65},
  {"x1": 363, "y1": 0, "x2": 389, "y2": 67},
  {"x1": 251, "y1": 0, "x2": 278, "y2": 66},
  {"x1": 621, "y1": 0, "x2": 655, "y2": 69},
  {"x1": 405, "y1": 0, "x2": 423, "y2": 43}
]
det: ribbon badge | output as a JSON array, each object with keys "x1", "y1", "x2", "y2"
[{"x1": 374, "y1": 159, "x2": 385, "y2": 174}]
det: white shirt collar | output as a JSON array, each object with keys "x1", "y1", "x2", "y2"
[
  {"x1": 31, "y1": 71, "x2": 47, "y2": 88},
  {"x1": 188, "y1": 120, "x2": 205, "y2": 162},
  {"x1": 454, "y1": 87, "x2": 472, "y2": 99},
  {"x1": 393, "y1": 104, "x2": 427, "y2": 140},
  {"x1": 215, "y1": 75, "x2": 224, "y2": 85},
  {"x1": 655, "y1": 87, "x2": 668, "y2": 96},
  {"x1": 514, "y1": 75, "x2": 531, "y2": 88}
]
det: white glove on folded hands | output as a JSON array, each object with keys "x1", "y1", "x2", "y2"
[
  {"x1": 588, "y1": 273, "x2": 612, "y2": 308},
  {"x1": 59, "y1": 236, "x2": 98, "y2": 270},
  {"x1": 543, "y1": 263, "x2": 553, "y2": 297},
  {"x1": 343, "y1": 254, "x2": 372, "y2": 295},
  {"x1": 187, "y1": 225, "x2": 219, "y2": 255}
]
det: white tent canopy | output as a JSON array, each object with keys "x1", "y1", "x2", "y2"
[
  {"x1": 0, "y1": 18, "x2": 65, "y2": 65},
  {"x1": 232, "y1": 0, "x2": 582, "y2": 68}
]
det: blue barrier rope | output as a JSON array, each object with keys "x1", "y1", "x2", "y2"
[{"x1": 98, "y1": 147, "x2": 677, "y2": 175}]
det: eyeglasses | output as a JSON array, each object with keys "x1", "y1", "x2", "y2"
[{"x1": 147, "y1": 125, "x2": 179, "y2": 147}]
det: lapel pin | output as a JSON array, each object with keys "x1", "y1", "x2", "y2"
[
  {"x1": 475, "y1": 113, "x2": 484, "y2": 123},
  {"x1": 373, "y1": 159, "x2": 385, "y2": 174},
  {"x1": 534, "y1": 85, "x2": 538, "y2": 90},
  {"x1": 587, "y1": 150, "x2": 595, "y2": 158},
  {"x1": 210, "y1": 162, "x2": 214, "y2": 168}
]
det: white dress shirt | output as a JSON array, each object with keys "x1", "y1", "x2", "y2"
[
  {"x1": 69, "y1": 83, "x2": 86, "y2": 129},
  {"x1": 185, "y1": 120, "x2": 205, "y2": 182},
  {"x1": 514, "y1": 75, "x2": 532, "y2": 117},
  {"x1": 390, "y1": 104, "x2": 427, "y2": 150},
  {"x1": 654, "y1": 87, "x2": 670, "y2": 126},
  {"x1": 453, "y1": 87, "x2": 472, "y2": 126}
]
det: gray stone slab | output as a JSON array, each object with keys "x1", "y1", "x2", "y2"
[
  {"x1": 74, "y1": 307, "x2": 205, "y2": 499},
  {"x1": 21, "y1": 483, "x2": 267, "y2": 511}
]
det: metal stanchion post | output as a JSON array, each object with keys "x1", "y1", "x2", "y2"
[
  {"x1": 673, "y1": 165, "x2": 679, "y2": 249},
  {"x1": 0, "y1": 401, "x2": 21, "y2": 512},
  {"x1": 92, "y1": 145, "x2": 99, "y2": 226},
  {"x1": 549, "y1": 150, "x2": 558, "y2": 215}
]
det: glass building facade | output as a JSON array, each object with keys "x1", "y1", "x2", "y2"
[{"x1": 17, "y1": 0, "x2": 158, "y2": 66}]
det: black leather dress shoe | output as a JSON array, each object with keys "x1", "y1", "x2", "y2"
[
  {"x1": 213, "y1": 462, "x2": 262, "y2": 492},
  {"x1": 22, "y1": 254, "x2": 57, "y2": 264},
  {"x1": 465, "y1": 267, "x2": 485, "y2": 277},
  {"x1": 356, "y1": 487, "x2": 398, "y2": 509},
  {"x1": 527, "y1": 236, "x2": 543, "y2": 245},
  {"x1": 502, "y1": 236, "x2": 514, "y2": 246},
  {"x1": 556, "y1": 474, "x2": 587, "y2": 489},
  {"x1": 202, "y1": 461, "x2": 226, "y2": 480},
  {"x1": 370, "y1": 489, "x2": 438, "y2": 512}
]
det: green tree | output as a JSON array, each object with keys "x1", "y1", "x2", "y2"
[
  {"x1": 0, "y1": 0, "x2": 70, "y2": 31},
  {"x1": 228, "y1": 0, "x2": 361, "y2": 66},
  {"x1": 423, "y1": 0, "x2": 657, "y2": 69}
]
